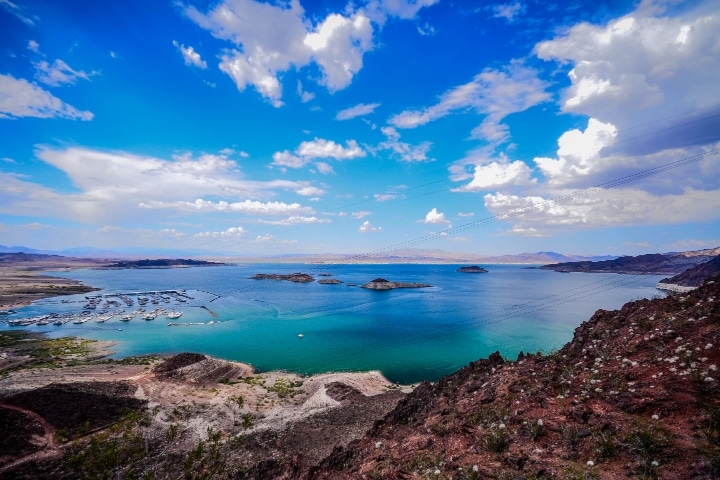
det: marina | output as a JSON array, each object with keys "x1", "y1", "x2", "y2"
[{"x1": 1, "y1": 289, "x2": 200, "y2": 328}]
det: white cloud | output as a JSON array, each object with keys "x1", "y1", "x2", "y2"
[
  {"x1": 0, "y1": 74, "x2": 94, "y2": 120},
  {"x1": 27, "y1": 40, "x2": 39, "y2": 52},
  {"x1": 185, "y1": 0, "x2": 439, "y2": 106},
  {"x1": 0, "y1": 0, "x2": 35, "y2": 26},
  {"x1": 454, "y1": 158, "x2": 535, "y2": 192},
  {"x1": 272, "y1": 138, "x2": 366, "y2": 169},
  {"x1": 305, "y1": 12, "x2": 373, "y2": 91},
  {"x1": 34, "y1": 59, "x2": 94, "y2": 87},
  {"x1": 256, "y1": 216, "x2": 331, "y2": 226},
  {"x1": 378, "y1": 126, "x2": 433, "y2": 162},
  {"x1": 0, "y1": 146, "x2": 320, "y2": 224},
  {"x1": 484, "y1": 186, "x2": 720, "y2": 235},
  {"x1": 388, "y1": 63, "x2": 550, "y2": 145},
  {"x1": 457, "y1": 211, "x2": 474, "y2": 217},
  {"x1": 374, "y1": 193, "x2": 396, "y2": 202},
  {"x1": 295, "y1": 186, "x2": 326, "y2": 197},
  {"x1": 336, "y1": 102, "x2": 381, "y2": 120},
  {"x1": 366, "y1": 0, "x2": 439, "y2": 24},
  {"x1": 491, "y1": 2, "x2": 525, "y2": 23},
  {"x1": 140, "y1": 199, "x2": 313, "y2": 215},
  {"x1": 296, "y1": 138, "x2": 365, "y2": 159},
  {"x1": 272, "y1": 150, "x2": 308, "y2": 169},
  {"x1": 195, "y1": 226, "x2": 246, "y2": 238},
  {"x1": 359, "y1": 220, "x2": 382, "y2": 233},
  {"x1": 352, "y1": 210, "x2": 371, "y2": 219},
  {"x1": 534, "y1": 118, "x2": 618, "y2": 186},
  {"x1": 296, "y1": 81, "x2": 315, "y2": 103},
  {"x1": 185, "y1": 0, "x2": 377, "y2": 106},
  {"x1": 417, "y1": 22, "x2": 435, "y2": 36},
  {"x1": 535, "y1": 5, "x2": 720, "y2": 154},
  {"x1": 314, "y1": 162, "x2": 334, "y2": 174},
  {"x1": 172, "y1": 40, "x2": 208, "y2": 69},
  {"x1": 424, "y1": 207, "x2": 450, "y2": 225}
]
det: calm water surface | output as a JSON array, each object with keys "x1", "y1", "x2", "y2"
[{"x1": 2, "y1": 264, "x2": 665, "y2": 383}]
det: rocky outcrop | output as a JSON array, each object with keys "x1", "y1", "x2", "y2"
[
  {"x1": 457, "y1": 266, "x2": 488, "y2": 273},
  {"x1": 250, "y1": 273, "x2": 315, "y2": 283},
  {"x1": 360, "y1": 278, "x2": 433, "y2": 290},
  {"x1": 310, "y1": 275, "x2": 720, "y2": 479},
  {"x1": 319, "y1": 279, "x2": 343, "y2": 284},
  {"x1": 153, "y1": 353, "x2": 245, "y2": 384},
  {"x1": 656, "y1": 255, "x2": 720, "y2": 292}
]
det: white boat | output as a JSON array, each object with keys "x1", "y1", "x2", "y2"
[
  {"x1": 298, "y1": 333, "x2": 304, "y2": 338},
  {"x1": 120, "y1": 315, "x2": 133, "y2": 322},
  {"x1": 166, "y1": 311, "x2": 183, "y2": 319},
  {"x1": 143, "y1": 313, "x2": 157, "y2": 321}
]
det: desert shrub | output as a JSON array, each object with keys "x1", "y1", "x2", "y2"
[{"x1": 483, "y1": 424, "x2": 513, "y2": 453}]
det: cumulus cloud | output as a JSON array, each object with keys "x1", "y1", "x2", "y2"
[
  {"x1": 0, "y1": 74, "x2": 94, "y2": 120},
  {"x1": 463, "y1": 2, "x2": 720, "y2": 237},
  {"x1": 185, "y1": 0, "x2": 438, "y2": 106},
  {"x1": 534, "y1": 118, "x2": 618, "y2": 186},
  {"x1": 535, "y1": 5, "x2": 720, "y2": 155},
  {"x1": 359, "y1": 220, "x2": 382, "y2": 233},
  {"x1": 424, "y1": 207, "x2": 450, "y2": 225},
  {"x1": 185, "y1": 0, "x2": 375, "y2": 106},
  {"x1": 27, "y1": 40, "x2": 39, "y2": 52},
  {"x1": 336, "y1": 102, "x2": 381, "y2": 120},
  {"x1": 172, "y1": 40, "x2": 207, "y2": 69},
  {"x1": 272, "y1": 138, "x2": 366, "y2": 169},
  {"x1": 454, "y1": 158, "x2": 535, "y2": 192},
  {"x1": 388, "y1": 62, "x2": 550, "y2": 145}
]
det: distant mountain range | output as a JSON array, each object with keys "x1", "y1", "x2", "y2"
[{"x1": 0, "y1": 245, "x2": 616, "y2": 264}]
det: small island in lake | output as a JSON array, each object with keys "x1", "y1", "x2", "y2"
[
  {"x1": 250, "y1": 273, "x2": 315, "y2": 283},
  {"x1": 318, "y1": 278, "x2": 343, "y2": 284},
  {"x1": 361, "y1": 278, "x2": 433, "y2": 290},
  {"x1": 456, "y1": 266, "x2": 488, "y2": 273}
]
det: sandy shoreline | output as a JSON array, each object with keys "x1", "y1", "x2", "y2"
[{"x1": 0, "y1": 255, "x2": 109, "y2": 309}]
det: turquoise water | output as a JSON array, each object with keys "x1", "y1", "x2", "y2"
[{"x1": 2, "y1": 264, "x2": 665, "y2": 384}]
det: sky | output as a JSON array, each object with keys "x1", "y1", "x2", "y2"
[{"x1": 1, "y1": 0, "x2": 719, "y2": 257}]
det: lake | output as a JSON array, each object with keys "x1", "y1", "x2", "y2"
[{"x1": 2, "y1": 264, "x2": 665, "y2": 384}]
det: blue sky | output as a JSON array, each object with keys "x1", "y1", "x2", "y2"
[{"x1": 1, "y1": 0, "x2": 719, "y2": 257}]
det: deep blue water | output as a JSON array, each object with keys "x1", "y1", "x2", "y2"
[{"x1": 1, "y1": 264, "x2": 665, "y2": 384}]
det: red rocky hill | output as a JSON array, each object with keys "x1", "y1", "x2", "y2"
[{"x1": 308, "y1": 276, "x2": 720, "y2": 479}]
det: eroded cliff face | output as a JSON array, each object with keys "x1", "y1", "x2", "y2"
[{"x1": 309, "y1": 277, "x2": 720, "y2": 480}]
